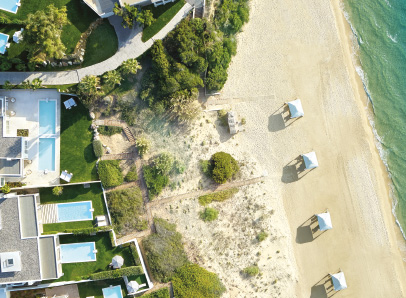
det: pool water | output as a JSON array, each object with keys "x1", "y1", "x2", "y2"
[
  {"x1": 0, "y1": 0, "x2": 20, "y2": 14},
  {"x1": 0, "y1": 33, "x2": 9, "y2": 55},
  {"x1": 57, "y1": 201, "x2": 93, "y2": 222},
  {"x1": 60, "y1": 242, "x2": 96, "y2": 263},
  {"x1": 38, "y1": 138, "x2": 55, "y2": 171},
  {"x1": 102, "y1": 286, "x2": 123, "y2": 298},
  {"x1": 39, "y1": 100, "x2": 56, "y2": 135}
]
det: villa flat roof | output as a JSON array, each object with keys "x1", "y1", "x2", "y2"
[
  {"x1": 0, "y1": 116, "x2": 21, "y2": 158},
  {"x1": 0, "y1": 159, "x2": 21, "y2": 175},
  {"x1": 38, "y1": 237, "x2": 58, "y2": 280},
  {"x1": 19, "y1": 195, "x2": 38, "y2": 238},
  {"x1": 0, "y1": 196, "x2": 41, "y2": 284}
]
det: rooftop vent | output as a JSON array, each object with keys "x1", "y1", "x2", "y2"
[{"x1": 0, "y1": 252, "x2": 22, "y2": 272}]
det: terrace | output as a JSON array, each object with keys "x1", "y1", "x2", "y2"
[{"x1": 38, "y1": 182, "x2": 109, "y2": 234}]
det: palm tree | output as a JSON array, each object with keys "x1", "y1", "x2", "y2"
[
  {"x1": 3, "y1": 81, "x2": 13, "y2": 90},
  {"x1": 78, "y1": 75, "x2": 101, "y2": 98},
  {"x1": 21, "y1": 80, "x2": 31, "y2": 89},
  {"x1": 103, "y1": 70, "x2": 122, "y2": 87},
  {"x1": 120, "y1": 58, "x2": 142, "y2": 75}
]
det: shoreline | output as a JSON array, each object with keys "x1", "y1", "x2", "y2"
[{"x1": 330, "y1": 0, "x2": 406, "y2": 256}]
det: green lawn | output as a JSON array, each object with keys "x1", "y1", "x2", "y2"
[
  {"x1": 0, "y1": 0, "x2": 98, "y2": 58},
  {"x1": 77, "y1": 274, "x2": 148, "y2": 298},
  {"x1": 142, "y1": 0, "x2": 186, "y2": 42},
  {"x1": 60, "y1": 94, "x2": 98, "y2": 182},
  {"x1": 50, "y1": 232, "x2": 137, "y2": 282},
  {"x1": 82, "y1": 19, "x2": 118, "y2": 67},
  {"x1": 40, "y1": 183, "x2": 107, "y2": 233}
]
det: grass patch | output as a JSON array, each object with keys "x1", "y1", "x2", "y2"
[
  {"x1": 60, "y1": 95, "x2": 98, "y2": 182},
  {"x1": 141, "y1": 0, "x2": 185, "y2": 42},
  {"x1": 198, "y1": 188, "x2": 239, "y2": 206},
  {"x1": 49, "y1": 232, "x2": 136, "y2": 282},
  {"x1": 0, "y1": 0, "x2": 98, "y2": 58},
  {"x1": 40, "y1": 183, "x2": 106, "y2": 233},
  {"x1": 200, "y1": 207, "x2": 218, "y2": 222},
  {"x1": 98, "y1": 160, "x2": 124, "y2": 188},
  {"x1": 98, "y1": 126, "x2": 122, "y2": 136},
  {"x1": 82, "y1": 19, "x2": 118, "y2": 67},
  {"x1": 106, "y1": 187, "x2": 148, "y2": 235}
]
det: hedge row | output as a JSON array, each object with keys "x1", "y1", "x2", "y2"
[
  {"x1": 89, "y1": 266, "x2": 144, "y2": 280},
  {"x1": 42, "y1": 226, "x2": 111, "y2": 235},
  {"x1": 198, "y1": 188, "x2": 239, "y2": 206}
]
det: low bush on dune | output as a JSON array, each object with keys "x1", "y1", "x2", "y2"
[
  {"x1": 210, "y1": 152, "x2": 239, "y2": 184},
  {"x1": 124, "y1": 165, "x2": 138, "y2": 182},
  {"x1": 98, "y1": 160, "x2": 123, "y2": 188},
  {"x1": 141, "y1": 288, "x2": 170, "y2": 298},
  {"x1": 200, "y1": 207, "x2": 219, "y2": 222},
  {"x1": 242, "y1": 265, "x2": 260, "y2": 277},
  {"x1": 198, "y1": 188, "x2": 239, "y2": 205}
]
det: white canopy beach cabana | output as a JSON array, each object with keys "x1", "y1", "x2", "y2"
[
  {"x1": 287, "y1": 99, "x2": 304, "y2": 118},
  {"x1": 316, "y1": 211, "x2": 332, "y2": 231},
  {"x1": 126, "y1": 280, "x2": 139, "y2": 294},
  {"x1": 302, "y1": 152, "x2": 319, "y2": 169},
  {"x1": 111, "y1": 255, "x2": 124, "y2": 269},
  {"x1": 331, "y1": 271, "x2": 347, "y2": 291}
]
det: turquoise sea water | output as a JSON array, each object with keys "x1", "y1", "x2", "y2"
[{"x1": 342, "y1": 0, "x2": 406, "y2": 235}]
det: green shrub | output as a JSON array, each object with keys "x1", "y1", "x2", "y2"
[
  {"x1": 6, "y1": 182, "x2": 23, "y2": 188},
  {"x1": 153, "y1": 153, "x2": 174, "y2": 175},
  {"x1": 98, "y1": 126, "x2": 122, "y2": 136},
  {"x1": 135, "y1": 135, "x2": 151, "y2": 158},
  {"x1": 199, "y1": 160, "x2": 211, "y2": 177},
  {"x1": 1, "y1": 185, "x2": 10, "y2": 194},
  {"x1": 143, "y1": 218, "x2": 189, "y2": 282},
  {"x1": 109, "y1": 230, "x2": 116, "y2": 247},
  {"x1": 98, "y1": 160, "x2": 124, "y2": 188},
  {"x1": 200, "y1": 207, "x2": 218, "y2": 222},
  {"x1": 106, "y1": 187, "x2": 148, "y2": 234},
  {"x1": 52, "y1": 186, "x2": 63, "y2": 196},
  {"x1": 198, "y1": 188, "x2": 239, "y2": 206},
  {"x1": 130, "y1": 243, "x2": 141, "y2": 266},
  {"x1": 172, "y1": 160, "x2": 185, "y2": 175},
  {"x1": 172, "y1": 264, "x2": 226, "y2": 298},
  {"x1": 217, "y1": 109, "x2": 228, "y2": 126},
  {"x1": 41, "y1": 226, "x2": 111, "y2": 236},
  {"x1": 242, "y1": 265, "x2": 259, "y2": 277},
  {"x1": 93, "y1": 139, "x2": 104, "y2": 158},
  {"x1": 124, "y1": 165, "x2": 138, "y2": 182},
  {"x1": 210, "y1": 152, "x2": 239, "y2": 184},
  {"x1": 89, "y1": 266, "x2": 143, "y2": 280},
  {"x1": 257, "y1": 231, "x2": 268, "y2": 242},
  {"x1": 141, "y1": 288, "x2": 170, "y2": 298},
  {"x1": 143, "y1": 165, "x2": 169, "y2": 198}
]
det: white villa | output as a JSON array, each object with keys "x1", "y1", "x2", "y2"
[
  {"x1": 84, "y1": 0, "x2": 176, "y2": 18},
  {"x1": 0, "y1": 89, "x2": 61, "y2": 187}
]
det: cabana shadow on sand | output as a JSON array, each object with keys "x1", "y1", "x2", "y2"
[
  {"x1": 268, "y1": 99, "x2": 304, "y2": 132},
  {"x1": 296, "y1": 211, "x2": 332, "y2": 244},
  {"x1": 311, "y1": 271, "x2": 347, "y2": 298},
  {"x1": 281, "y1": 152, "x2": 318, "y2": 183}
]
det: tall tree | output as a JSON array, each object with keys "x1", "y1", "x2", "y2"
[
  {"x1": 23, "y1": 5, "x2": 68, "y2": 62},
  {"x1": 103, "y1": 70, "x2": 122, "y2": 87},
  {"x1": 77, "y1": 75, "x2": 103, "y2": 107},
  {"x1": 120, "y1": 58, "x2": 142, "y2": 75}
]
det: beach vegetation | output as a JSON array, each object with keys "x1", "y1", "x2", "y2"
[
  {"x1": 141, "y1": 288, "x2": 170, "y2": 298},
  {"x1": 143, "y1": 218, "x2": 189, "y2": 282},
  {"x1": 198, "y1": 188, "x2": 239, "y2": 205},
  {"x1": 209, "y1": 152, "x2": 239, "y2": 184},
  {"x1": 200, "y1": 207, "x2": 219, "y2": 221},
  {"x1": 242, "y1": 265, "x2": 260, "y2": 277},
  {"x1": 143, "y1": 164, "x2": 169, "y2": 198},
  {"x1": 106, "y1": 187, "x2": 148, "y2": 234},
  {"x1": 124, "y1": 165, "x2": 138, "y2": 182},
  {"x1": 257, "y1": 231, "x2": 268, "y2": 242},
  {"x1": 98, "y1": 160, "x2": 124, "y2": 188},
  {"x1": 136, "y1": 135, "x2": 151, "y2": 158},
  {"x1": 92, "y1": 139, "x2": 104, "y2": 158},
  {"x1": 199, "y1": 159, "x2": 211, "y2": 177},
  {"x1": 153, "y1": 152, "x2": 175, "y2": 175},
  {"x1": 172, "y1": 264, "x2": 226, "y2": 298},
  {"x1": 98, "y1": 126, "x2": 122, "y2": 136}
]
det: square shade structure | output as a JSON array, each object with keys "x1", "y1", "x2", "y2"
[
  {"x1": 302, "y1": 151, "x2": 319, "y2": 169},
  {"x1": 331, "y1": 272, "x2": 347, "y2": 291},
  {"x1": 287, "y1": 99, "x2": 304, "y2": 118},
  {"x1": 0, "y1": 33, "x2": 10, "y2": 55},
  {"x1": 0, "y1": 252, "x2": 22, "y2": 272},
  {"x1": 316, "y1": 212, "x2": 332, "y2": 231}
]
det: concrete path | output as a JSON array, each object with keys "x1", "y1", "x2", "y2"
[{"x1": 0, "y1": 3, "x2": 193, "y2": 85}]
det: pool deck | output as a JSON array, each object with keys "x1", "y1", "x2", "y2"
[{"x1": 0, "y1": 89, "x2": 61, "y2": 186}]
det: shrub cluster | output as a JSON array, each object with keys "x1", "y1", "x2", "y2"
[
  {"x1": 200, "y1": 207, "x2": 219, "y2": 222},
  {"x1": 143, "y1": 165, "x2": 169, "y2": 198},
  {"x1": 130, "y1": 243, "x2": 142, "y2": 266},
  {"x1": 242, "y1": 265, "x2": 260, "y2": 277},
  {"x1": 198, "y1": 188, "x2": 239, "y2": 205},
  {"x1": 125, "y1": 165, "x2": 138, "y2": 182},
  {"x1": 98, "y1": 125, "x2": 122, "y2": 136},
  {"x1": 98, "y1": 160, "x2": 124, "y2": 188},
  {"x1": 141, "y1": 288, "x2": 170, "y2": 298},
  {"x1": 210, "y1": 152, "x2": 239, "y2": 184},
  {"x1": 89, "y1": 265, "x2": 144, "y2": 280},
  {"x1": 52, "y1": 186, "x2": 63, "y2": 196},
  {"x1": 172, "y1": 264, "x2": 226, "y2": 298},
  {"x1": 93, "y1": 139, "x2": 104, "y2": 158},
  {"x1": 106, "y1": 187, "x2": 148, "y2": 234},
  {"x1": 257, "y1": 231, "x2": 268, "y2": 242},
  {"x1": 143, "y1": 218, "x2": 189, "y2": 282}
]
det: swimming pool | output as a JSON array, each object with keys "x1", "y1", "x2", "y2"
[
  {"x1": 102, "y1": 286, "x2": 123, "y2": 298},
  {"x1": 0, "y1": 0, "x2": 20, "y2": 14},
  {"x1": 57, "y1": 201, "x2": 93, "y2": 222},
  {"x1": 38, "y1": 138, "x2": 55, "y2": 171},
  {"x1": 39, "y1": 100, "x2": 56, "y2": 135},
  {"x1": 0, "y1": 33, "x2": 9, "y2": 55},
  {"x1": 60, "y1": 242, "x2": 96, "y2": 263}
]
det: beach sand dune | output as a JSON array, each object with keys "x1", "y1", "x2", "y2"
[{"x1": 218, "y1": 0, "x2": 406, "y2": 296}]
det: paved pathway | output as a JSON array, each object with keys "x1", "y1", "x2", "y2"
[{"x1": 0, "y1": 3, "x2": 193, "y2": 85}]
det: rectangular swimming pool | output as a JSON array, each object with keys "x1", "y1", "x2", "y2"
[
  {"x1": 57, "y1": 201, "x2": 93, "y2": 222},
  {"x1": 38, "y1": 138, "x2": 55, "y2": 171},
  {"x1": 39, "y1": 100, "x2": 56, "y2": 135},
  {"x1": 0, "y1": 33, "x2": 9, "y2": 55},
  {"x1": 0, "y1": 0, "x2": 20, "y2": 14},
  {"x1": 102, "y1": 286, "x2": 123, "y2": 298},
  {"x1": 60, "y1": 242, "x2": 96, "y2": 263}
]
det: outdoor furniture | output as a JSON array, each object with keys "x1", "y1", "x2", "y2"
[
  {"x1": 63, "y1": 100, "x2": 72, "y2": 110},
  {"x1": 96, "y1": 215, "x2": 107, "y2": 227},
  {"x1": 302, "y1": 152, "x2": 319, "y2": 170},
  {"x1": 287, "y1": 99, "x2": 304, "y2": 118},
  {"x1": 60, "y1": 170, "x2": 73, "y2": 182},
  {"x1": 68, "y1": 98, "x2": 77, "y2": 107},
  {"x1": 111, "y1": 255, "x2": 124, "y2": 269}
]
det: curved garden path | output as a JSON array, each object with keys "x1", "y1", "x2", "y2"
[{"x1": 0, "y1": 3, "x2": 192, "y2": 85}]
